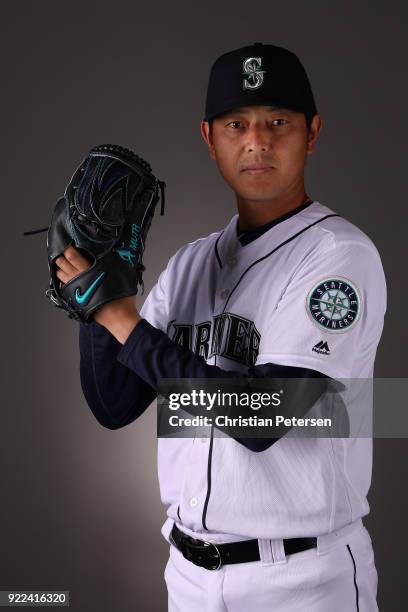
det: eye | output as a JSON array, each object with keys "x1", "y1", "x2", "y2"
[
  {"x1": 226, "y1": 120, "x2": 243, "y2": 129},
  {"x1": 271, "y1": 118, "x2": 288, "y2": 126}
]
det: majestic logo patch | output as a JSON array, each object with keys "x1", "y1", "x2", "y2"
[
  {"x1": 312, "y1": 340, "x2": 331, "y2": 355},
  {"x1": 242, "y1": 57, "x2": 266, "y2": 90},
  {"x1": 306, "y1": 278, "x2": 361, "y2": 333}
]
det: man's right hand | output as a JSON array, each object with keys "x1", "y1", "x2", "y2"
[{"x1": 55, "y1": 245, "x2": 92, "y2": 285}]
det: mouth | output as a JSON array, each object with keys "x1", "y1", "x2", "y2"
[
  {"x1": 241, "y1": 163, "x2": 273, "y2": 174},
  {"x1": 241, "y1": 166, "x2": 273, "y2": 175}
]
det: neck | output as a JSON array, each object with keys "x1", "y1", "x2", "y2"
[{"x1": 236, "y1": 188, "x2": 310, "y2": 232}]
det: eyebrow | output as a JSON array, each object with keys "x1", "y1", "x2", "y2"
[{"x1": 231, "y1": 106, "x2": 289, "y2": 113}]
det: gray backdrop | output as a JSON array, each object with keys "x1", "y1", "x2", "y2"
[{"x1": 3, "y1": 1, "x2": 407, "y2": 610}]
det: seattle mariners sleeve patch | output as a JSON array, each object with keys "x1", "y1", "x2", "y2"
[{"x1": 306, "y1": 277, "x2": 361, "y2": 333}]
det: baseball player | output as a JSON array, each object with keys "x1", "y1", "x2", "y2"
[{"x1": 56, "y1": 43, "x2": 386, "y2": 611}]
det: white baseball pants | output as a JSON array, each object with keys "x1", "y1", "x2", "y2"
[{"x1": 162, "y1": 519, "x2": 378, "y2": 611}]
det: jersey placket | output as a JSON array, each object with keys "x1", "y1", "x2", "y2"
[{"x1": 177, "y1": 427, "x2": 213, "y2": 530}]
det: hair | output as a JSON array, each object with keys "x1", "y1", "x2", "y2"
[
  {"x1": 208, "y1": 111, "x2": 315, "y2": 140},
  {"x1": 304, "y1": 112, "x2": 315, "y2": 132},
  {"x1": 208, "y1": 119, "x2": 214, "y2": 140}
]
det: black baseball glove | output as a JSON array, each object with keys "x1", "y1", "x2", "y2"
[{"x1": 24, "y1": 144, "x2": 165, "y2": 324}]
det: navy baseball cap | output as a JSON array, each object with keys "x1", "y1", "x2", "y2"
[{"x1": 204, "y1": 42, "x2": 318, "y2": 121}]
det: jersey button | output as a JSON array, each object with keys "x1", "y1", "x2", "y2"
[
  {"x1": 220, "y1": 289, "x2": 230, "y2": 300},
  {"x1": 189, "y1": 497, "x2": 198, "y2": 508}
]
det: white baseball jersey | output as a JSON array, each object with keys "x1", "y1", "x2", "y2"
[{"x1": 137, "y1": 200, "x2": 387, "y2": 540}]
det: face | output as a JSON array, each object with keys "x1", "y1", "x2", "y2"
[{"x1": 200, "y1": 105, "x2": 321, "y2": 204}]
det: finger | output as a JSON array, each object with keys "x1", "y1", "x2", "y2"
[
  {"x1": 55, "y1": 255, "x2": 78, "y2": 277},
  {"x1": 56, "y1": 268, "x2": 70, "y2": 285},
  {"x1": 64, "y1": 245, "x2": 92, "y2": 272}
]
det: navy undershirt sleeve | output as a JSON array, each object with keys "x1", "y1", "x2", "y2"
[
  {"x1": 79, "y1": 320, "x2": 157, "y2": 429},
  {"x1": 79, "y1": 317, "x2": 330, "y2": 452}
]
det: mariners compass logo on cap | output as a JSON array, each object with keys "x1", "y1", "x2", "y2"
[{"x1": 242, "y1": 56, "x2": 266, "y2": 90}]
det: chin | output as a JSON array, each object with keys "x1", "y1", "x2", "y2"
[
  {"x1": 237, "y1": 176, "x2": 281, "y2": 193},
  {"x1": 238, "y1": 183, "x2": 281, "y2": 199},
  {"x1": 236, "y1": 192, "x2": 280, "y2": 204}
]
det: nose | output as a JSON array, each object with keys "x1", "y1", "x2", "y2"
[{"x1": 244, "y1": 124, "x2": 271, "y2": 153}]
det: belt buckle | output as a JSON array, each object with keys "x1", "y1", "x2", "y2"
[
  {"x1": 184, "y1": 537, "x2": 222, "y2": 571},
  {"x1": 202, "y1": 540, "x2": 222, "y2": 570}
]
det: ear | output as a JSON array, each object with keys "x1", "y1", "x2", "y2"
[
  {"x1": 200, "y1": 120, "x2": 216, "y2": 160},
  {"x1": 306, "y1": 114, "x2": 323, "y2": 155}
]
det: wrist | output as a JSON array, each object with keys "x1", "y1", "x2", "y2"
[{"x1": 93, "y1": 297, "x2": 141, "y2": 343}]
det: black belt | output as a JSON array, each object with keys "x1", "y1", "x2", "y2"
[{"x1": 170, "y1": 523, "x2": 317, "y2": 571}]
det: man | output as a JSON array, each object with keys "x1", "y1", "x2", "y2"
[{"x1": 57, "y1": 43, "x2": 386, "y2": 611}]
